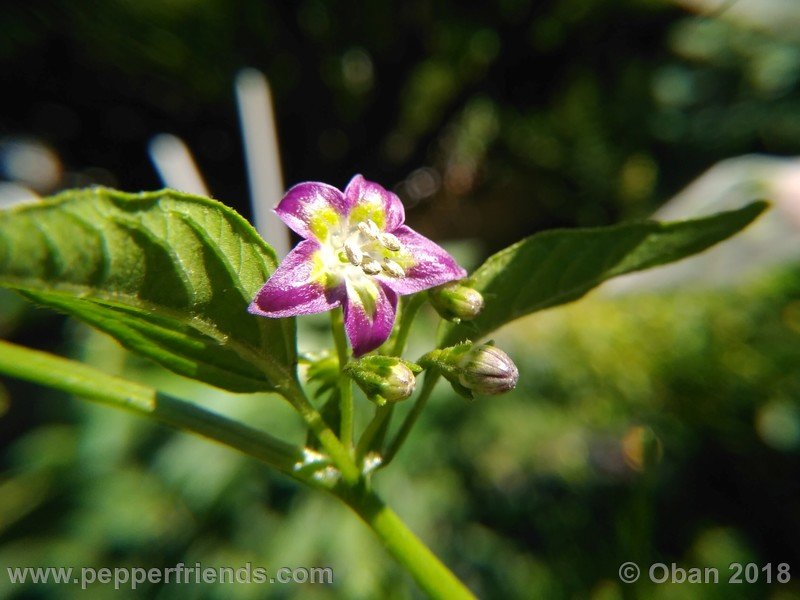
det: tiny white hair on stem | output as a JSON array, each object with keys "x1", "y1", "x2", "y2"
[
  {"x1": 311, "y1": 465, "x2": 341, "y2": 483},
  {"x1": 235, "y1": 68, "x2": 290, "y2": 258},
  {"x1": 297, "y1": 447, "x2": 328, "y2": 468},
  {"x1": 362, "y1": 453, "x2": 383, "y2": 475},
  {"x1": 148, "y1": 133, "x2": 209, "y2": 197}
]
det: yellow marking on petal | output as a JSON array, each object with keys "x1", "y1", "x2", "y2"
[
  {"x1": 308, "y1": 250, "x2": 329, "y2": 285},
  {"x1": 390, "y1": 247, "x2": 416, "y2": 270},
  {"x1": 311, "y1": 247, "x2": 345, "y2": 290},
  {"x1": 349, "y1": 198, "x2": 385, "y2": 230},
  {"x1": 309, "y1": 205, "x2": 342, "y2": 241}
]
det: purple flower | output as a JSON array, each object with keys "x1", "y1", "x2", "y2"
[{"x1": 249, "y1": 175, "x2": 467, "y2": 356}]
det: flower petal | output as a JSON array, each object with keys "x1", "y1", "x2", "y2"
[
  {"x1": 344, "y1": 174, "x2": 405, "y2": 232},
  {"x1": 249, "y1": 240, "x2": 343, "y2": 317},
  {"x1": 379, "y1": 225, "x2": 467, "y2": 295},
  {"x1": 275, "y1": 182, "x2": 351, "y2": 241},
  {"x1": 343, "y1": 279, "x2": 398, "y2": 356}
]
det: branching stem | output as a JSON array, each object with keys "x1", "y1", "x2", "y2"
[
  {"x1": 382, "y1": 371, "x2": 440, "y2": 467},
  {"x1": 0, "y1": 339, "x2": 474, "y2": 598}
]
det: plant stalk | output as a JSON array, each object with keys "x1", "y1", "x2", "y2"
[
  {"x1": 0, "y1": 339, "x2": 476, "y2": 598},
  {"x1": 381, "y1": 371, "x2": 440, "y2": 467},
  {"x1": 280, "y1": 378, "x2": 362, "y2": 486},
  {"x1": 330, "y1": 307, "x2": 354, "y2": 452},
  {"x1": 341, "y1": 487, "x2": 476, "y2": 600},
  {"x1": 355, "y1": 403, "x2": 393, "y2": 464},
  {"x1": 390, "y1": 293, "x2": 427, "y2": 357},
  {"x1": 0, "y1": 340, "x2": 313, "y2": 483}
]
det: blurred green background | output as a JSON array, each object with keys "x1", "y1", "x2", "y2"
[{"x1": 2, "y1": 0, "x2": 800, "y2": 598}]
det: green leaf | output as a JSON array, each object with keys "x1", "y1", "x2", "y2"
[
  {"x1": 440, "y1": 201, "x2": 768, "y2": 346},
  {"x1": 0, "y1": 188, "x2": 296, "y2": 392}
]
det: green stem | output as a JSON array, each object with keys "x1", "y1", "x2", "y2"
[
  {"x1": 0, "y1": 339, "x2": 476, "y2": 598},
  {"x1": 280, "y1": 379, "x2": 361, "y2": 486},
  {"x1": 355, "y1": 404, "x2": 393, "y2": 464},
  {"x1": 341, "y1": 487, "x2": 476, "y2": 600},
  {"x1": 331, "y1": 307, "x2": 354, "y2": 452},
  {"x1": 390, "y1": 293, "x2": 426, "y2": 357},
  {"x1": 382, "y1": 371, "x2": 440, "y2": 467},
  {"x1": 236, "y1": 319, "x2": 359, "y2": 484},
  {"x1": 0, "y1": 340, "x2": 316, "y2": 485}
]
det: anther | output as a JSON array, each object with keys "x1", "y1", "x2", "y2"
[
  {"x1": 344, "y1": 239, "x2": 363, "y2": 266},
  {"x1": 378, "y1": 232, "x2": 402, "y2": 251},
  {"x1": 382, "y1": 259, "x2": 405, "y2": 278},
  {"x1": 358, "y1": 220, "x2": 379, "y2": 238},
  {"x1": 361, "y1": 260, "x2": 382, "y2": 275}
]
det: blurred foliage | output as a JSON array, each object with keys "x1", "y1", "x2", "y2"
[
  {"x1": 2, "y1": 260, "x2": 799, "y2": 599},
  {"x1": 2, "y1": 0, "x2": 800, "y2": 598},
  {"x1": 2, "y1": 0, "x2": 800, "y2": 249}
]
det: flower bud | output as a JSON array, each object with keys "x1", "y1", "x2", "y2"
[
  {"x1": 428, "y1": 281, "x2": 484, "y2": 322},
  {"x1": 420, "y1": 341, "x2": 519, "y2": 398},
  {"x1": 344, "y1": 356, "x2": 421, "y2": 405},
  {"x1": 457, "y1": 345, "x2": 519, "y2": 395}
]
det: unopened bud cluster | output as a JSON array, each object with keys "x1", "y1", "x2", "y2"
[
  {"x1": 420, "y1": 341, "x2": 519, "y2": 398},
  {"x1": 344, "y1": 355, "x2": 422, "y2": 405}
]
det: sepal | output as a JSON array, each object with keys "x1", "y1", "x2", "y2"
[
  {"x1": 428, "y1": 280, "x2": 484, "y2": 323},
  {"x1": 344, "y1": 355, "x2": 421, "y2": 405}
]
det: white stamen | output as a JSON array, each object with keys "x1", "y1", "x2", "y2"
[
  {"x1": 344, "y1": 239, "x2": 363, "y2": 266},
  {"x1": 358, "y1": 219, "x2": 379, "y2": 238},
  {"x1": 382, "y1": 259, "x2": 405, "y2": 278},
  {"x1": 362, "y1": 260, "x2": 382, "y2": 275},
  {"x1": 378, "y1": 232, "x2": 401, "y2": 251}
]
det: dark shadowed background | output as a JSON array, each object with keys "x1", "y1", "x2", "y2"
[{"x1": 2, "y1": 1, "x2": 800, "y2": 598}]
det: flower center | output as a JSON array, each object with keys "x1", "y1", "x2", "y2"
[{"x1": 337, "y1": 219, "x2": 406, "y2": 278}]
